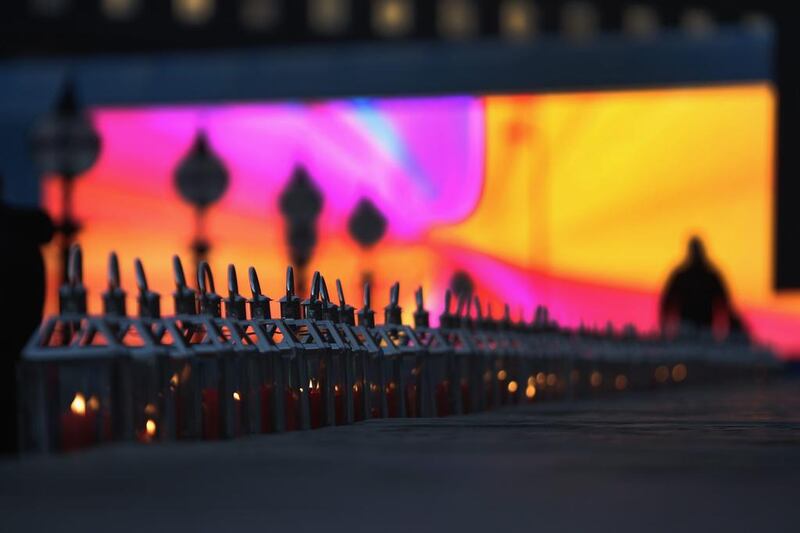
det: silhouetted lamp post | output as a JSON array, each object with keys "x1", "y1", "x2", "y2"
[
  {"x1": 279, "y1": 166, "x2": 323, "y2": 296},
  {"x1": 30, "y1": 82, "x2": 101, "y2": 284},
  {"x1": 347, "y1": 197, "x2": 387, "y2": 296},
  {"x1": 174, "y1": 131, "x2": 229, "y2": 267}
]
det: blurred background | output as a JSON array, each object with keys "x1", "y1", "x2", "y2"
[{"x1": 1, "y1": 0, "x2": 798, "y2": 357}]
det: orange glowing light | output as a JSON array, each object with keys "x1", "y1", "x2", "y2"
[
  {"x1": 232, "y1": 391, "x2": 241, "y2": 401},
  {"x1": 672, "y1": 363, "x2": 688, "y2": 383},
  {"x1": 70, "y1": 393, "x2": 86, "y2": 415},
  {"x1": 497, "y1": 369, "x2": 508, "y2": 381},
  {"x1": 525, "y1": 384, "x2": 537, "y2": 399},
  {"x1": 507, "y1": 380, "x2": 518, "y2": 393},
  {"x1": 87, "y1": 395, "x2": 100, "y2": 412},
  {"x1": 145, "y1": 419, "x2": 157, "y2": 437},
  {"x1": 536, "y1": 372, "x2": 546, "y2": 386}
]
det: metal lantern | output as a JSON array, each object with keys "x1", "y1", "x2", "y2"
[
  {"x1": 412, "y1": 287, "x2": 460, "y2": 417},
  {"x1": 20, "y1": 246, "x2": 127, "y2": 452},
  {"x1": 355, "y1": 283, "x2": 388, "y2": 419}
]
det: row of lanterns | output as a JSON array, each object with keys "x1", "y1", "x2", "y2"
[{"x1": 17, "y1": 245, "x2": 779, "y2": 453}]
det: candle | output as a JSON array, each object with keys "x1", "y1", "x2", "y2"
[
  {"x1": 308, "y1": 379, "x2": 322, "y2": 429},
  {"x1": 60, "y1": 392, "x2": 96, "y2": 451},
  {"x1": 137, "y1": 403, "x2": 159, "y2": 443},
  {"x1": 334, "y1": 384, "x2": 345, "y2": 425},
  {"x1": 201, "y1": 388, "x2": 220, "y2": 440},
  {"x1": 436, "y1": 381, "x2": 450, "y2": 417},
  {"x1": 352, "y1": 383, "x2": 364, "y2": 421},
  {"x1": 232, "y1": 391, "x2": 243, "y2": 436},
  {"x1": 525, "y1": 377, "x2": 537, "y2": 403},
  {"x1": 260, "y1": 384, "x2": 274, "y2": 433},
  {"x1": 284, "y1": 387, "x2": 299, "y2": 431},
  {"x1": 386, "y1": 382, "x2": 400, "y2": 418},
  {"x1": 460, "y1": 380, "x2": 471, "y2": 414},
  {"x1": 507, "y1": 380, "x2": 519, "y2": 404},
  {"x1": 405, "y1": 384, "x2": 418, "y2": 418},
  {"x1": 369, "y1": 382, "x2": 381, "y2": 419}
]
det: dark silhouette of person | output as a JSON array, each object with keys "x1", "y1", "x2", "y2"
[
  {"x1": 1, "y1": 173, "x2": 54, "y2": 454},
  {"x1": 660, "y1": 236, "x2": 744, "y2": 340}
]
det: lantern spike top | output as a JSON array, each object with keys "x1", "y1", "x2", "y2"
[
  {"x1": 279, "y1": 265, "x2": 301, "y2": 319},
  {"x1": 58, "y1": 244, "x2": 87, "y2": 316},
  {"x1": 197, "y1": 260, "x2": 215, "y2": 295},
  {"x1": 363, "y1": 282, "x2": 371, "y2": 310},
  {"x1": 310, "y1": 271, "x2": 321, "y2": 301},
  {"x1": 336, "y1": 279, "x2": 346, "y2": 307},
  {"x1": 134, "y1": 258, "x2": 148, "y2": 292},
  {"x1": 247, "y1": 266, "x2": 271, "y2": 320},
  {"x1": 335, "y1": 279, "x2": 355, "y2": 325},
  {"x1": 102, "y1": 251, "x2": 126, "y2": 317},
  {"x1": 224, "y1": 264, "x2": 247, "y2": 319},
  {"x1": 134, "y1": 257, "x2": 161, "y2": 319},
  {"x1": 107, "y1": 251, "x2": 120, "y2": 290},
  {"x1": 197, "y1": 261, "x2": 221, "y2": 317},
  {"x1": 227, "y1": 264, "x2": 239, "y2": 296},
  {"x1": 286, "y1": 266, "x2": 295, "y2": 298},
  {"x1": 319, "y1": 275, "x2": 331, "y2": 304},
  {"x1": 68, "y1": 243, "x2": 83, "y2": 287},
  {"x1": 413, "y1": 286, "x2": 429, "y2": 328},
  {"x1": 384, "y1": 282, "x2": 402, "y2": 325},
  {"x1": 172, "y1": 255, "x2": 187, "y2": 289},
  {"x1": 357, "y1": 281, "x2": 375, "y2": 327}
]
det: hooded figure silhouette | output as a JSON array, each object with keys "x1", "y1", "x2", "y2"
[{"x1": 659, "y1": 237, "x2": 742, "y2": 339}]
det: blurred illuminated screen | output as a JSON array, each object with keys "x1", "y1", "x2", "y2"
[{"x1": 42, "y1": 83, "x2": 800, "y2": 356}]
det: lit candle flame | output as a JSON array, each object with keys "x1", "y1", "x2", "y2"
[
  {"x1": 233, "y1": 391, "x2": 241, "y2": 401},
  {"x1": 507, "y1": 380, "x2": 518, "y2": 393},
  {"x1": 87, "y1": 395, "x2": 100, "y2": 412},
  {"x1": 145, "y1": 419, "x2": 157, "y2": 437},
  {"x1": 70, "y1": 393, "x2": 86, "y2": 416},
  {"x1": 672, "y1": 363, "x2": 688, "y2": 383},
  {"x1": 525, "y1": 384, "x2": 537, "y2": 399}
]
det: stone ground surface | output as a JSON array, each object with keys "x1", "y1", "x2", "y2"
[{"x1": 2, "y1": 380, "x2": 799, "y2": 533}]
